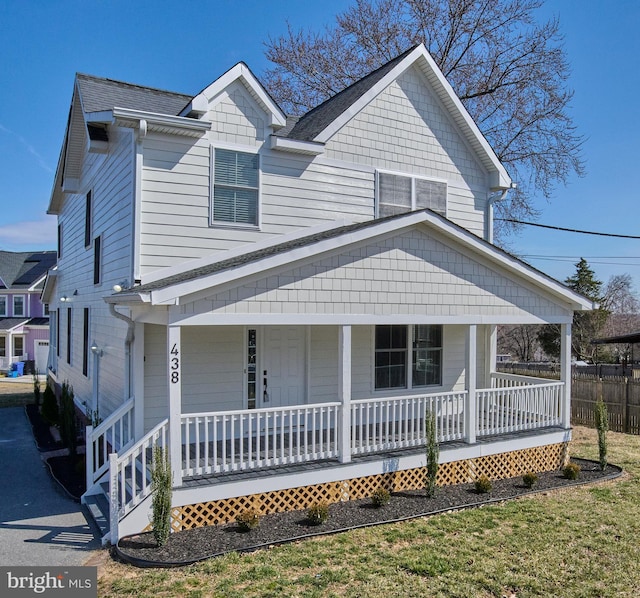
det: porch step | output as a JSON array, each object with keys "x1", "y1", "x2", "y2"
[{"x1": 84, "y1": 492, "x2": 110, "y2": 539}]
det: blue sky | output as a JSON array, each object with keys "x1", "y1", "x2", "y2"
[{"x1": 1, "y1": 0, "x2": 638, "y2": 288}]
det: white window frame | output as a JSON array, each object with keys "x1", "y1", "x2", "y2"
[
  {"x1": 375, "y1": 169, "x2": 447, "y2": 218},
  {"x1": 210, "y1": 143, "x2": 261, "y2": 230},
  {"x1": 0, "y1": 295, "x2": 6, "y2": 317},
  {"x1": 12, "y1": 295, "x2": 26, "y2": 317},
  {"x1": 373, "y1": 324, "x2": 443, "y2": 393},
  {"x1": 13, "y1": 335, "x2": 25, "y2": 357}
]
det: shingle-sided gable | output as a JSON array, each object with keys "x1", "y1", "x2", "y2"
[{"x1": 325, "y1": 65, "x2": 488, "y2": 189}]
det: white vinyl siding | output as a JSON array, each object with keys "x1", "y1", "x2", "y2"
[{"x1": 211, "y1": 148, "x2": 259, "y2": 226}]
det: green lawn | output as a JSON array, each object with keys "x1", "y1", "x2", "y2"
[{"x1": 98, "y1": 427, "x2": 640, "y2": 597}]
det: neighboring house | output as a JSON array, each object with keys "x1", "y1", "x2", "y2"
[
  {"x1": 0, "y1": 251, "x2": 56, "y2": 374},
  {"x1": 44, "y1": 44, "x2": 593, "y2": 544}
]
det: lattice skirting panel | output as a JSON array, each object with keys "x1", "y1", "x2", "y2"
[{"x1": 168, "y1": 442, "x2": 568, "y2": 532}]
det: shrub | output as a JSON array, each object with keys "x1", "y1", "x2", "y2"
[
  {"x1": 33, "y1": 373, "x2": 41, "y2": 407},
  {"x1": 307, "y1": 501, "x2": 329, "y2": 525},
  {"x1": 236, "y1": 508, "x2": 261, "y2": 531},
  {"x1": 594, "y1": 399, "x2": 608, "y2": 471},
  {"x1": 425, "y1": 409, "x2": 440, "y2": 498},
  {"x1": 563, "y1": 462, "x2": 581, "y2": 480},
  {"x1": 371, "y1": 487, "x2": 391, "y2": 508},
  {"x1": 59, "y1": 382, "x2": 77, "y2": 457},
  {"x1": 522, "y1": 472, "x2": 538, "y2": 489},
  {"x1": 475, "y1": 475, "x2": 492, "y2": 494},
  {"x1": 151, "y1": 446, "x2": 173, "y2": 547},
  {"x1": 41, "y1": 385, "x2": 59, "y2": 426}
]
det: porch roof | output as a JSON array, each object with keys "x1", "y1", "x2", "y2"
[
  {"x1": 0, "y1": 318, "x2": 29, "y2": 332},
  {"x1": 113, "y1": 210, "x2": 594, "y2": 315}
]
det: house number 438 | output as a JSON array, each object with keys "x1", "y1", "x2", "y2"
[{"x1": 170, "y1": 343, "x2": 180, "y2": 384}]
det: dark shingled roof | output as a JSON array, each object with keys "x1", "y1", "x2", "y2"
[
  {"x1": 283, "y1": 46, "x2": 418, "y2": 142},
  {"x1": 76, "y1": 73, "x2": 193, "y2": 115},
  {"x1": 0, "y1": 318, "x2": 29, "y2": 332},
  {"x1": 0, "y1": 251, "x2": 57, "y2": 289},
  {"x1": 25, "y1": 317, "x2": 50, "y2": 327},
  {"x1": 133, "y1": 211, "x2": 422, "y2": 294}
]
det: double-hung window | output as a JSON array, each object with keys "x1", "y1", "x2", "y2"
[
  {"x1": 13, "y1": 295, "x2": 25, "y2": 317},
  {"x1": 0, "y1": 296, "x2": 6, "y2": 317},
  {"x1": 212, "y1": 148, "x2": 259, "y2": 226},
  {"x1": 375, "y1": 324, "x2": 443, "y2": 390},
  {"x1": 377, "y1": 171, "x2": 446, "y2": 218}
]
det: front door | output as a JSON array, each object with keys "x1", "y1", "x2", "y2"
[{"x1": 262, "y1": 326, "x2": 306, "y2": 408}]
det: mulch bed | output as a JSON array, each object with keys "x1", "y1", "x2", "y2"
[
  {"x1": 116, "y1": 458, "x2": 621, "y2": 568},
  {"x1": 25, "y1": 403, "x2": 86, "y2": 500}
]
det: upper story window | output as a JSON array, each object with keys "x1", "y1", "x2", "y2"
[
  {"x1": 375, "y1": 324, "x2": 443, "y2": 390},
  {"x1": 377, "y1": 171, "x2": 446, "y2": 218},
  {"x1": 85, "y1": 190, "x2": 93, "y2": 248},
  {"x1": 13, "y1": 295, "x2": 25, "y2": 317},
  {"x1": 211, "y1": 148, "x2": 259, "y2": 226},
  {"x1": 0, "y1": 296, "x2": 6, "y2": 317},
  {"x1": 57, "y1": 223, "x2": 63, "y2": 259},
  {"x1": 93, "y1": 235, "x2": 102, "y2": 285}
]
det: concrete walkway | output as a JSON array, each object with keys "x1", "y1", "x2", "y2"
[{"x1": 0, "y1": 406, "x2": 101, "y2": 566}]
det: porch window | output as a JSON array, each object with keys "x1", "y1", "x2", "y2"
[
  {"x1": 0, "y1": 336, "x2": 5, "y2": 357},
  {"x1": 375, "y1": 324, "x2": 443, "y2": 390},
  {"x1": 0, "y1": 296, "x2": 6, "y2": 317},
  {"x1": 377, "y1": 171, "x2": 446, "y2": 218},
  {"x1": 375, "y1": 325, "x2": 408, "y2": 389},
  {"x1": 212, "y1": 148, "x2": 259, "y2": 226},
  {"x1": 13, "y1": 336, "x2": 24, "y2": 357},
  {"x1": 412, "y1": 324, "x2": 442, "y2": 387},
  {"x1": 13, "y1": 295, "x2": 25, "y2": 317}
]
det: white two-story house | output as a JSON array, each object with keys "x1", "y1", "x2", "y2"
[{"x1": 44, "y1": 44, "x2": 592, "y2": 544}]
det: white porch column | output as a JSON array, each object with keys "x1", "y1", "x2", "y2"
[
  {"x1": 487, "y1": 324, "x2": 497, "y2": 380},
  {"x1": 465, "y1": 324, "x2": 477, "y2": 444},
  {"x1": 560, "y1": 322, "x2": 572, "y2": 429},
  {"x1": 133, "y1": 322, "x2": 145, "y2": 440},
  {"x1": 167, "y1": 324, "x2": 183, "y2": 487},
  {"x1": 338, "y1": 325, "x2": 352, "y2": 464}
]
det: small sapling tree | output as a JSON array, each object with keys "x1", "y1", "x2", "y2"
[
  {"x1": 425, "y1": 408, "x2": 439, "y2": 498},
  {"x1": 594, "y1": 398, "x2": 608, "y2": 471},
  {"x1": 151, "y1": 446, "x2": 173, "y2": 547}
]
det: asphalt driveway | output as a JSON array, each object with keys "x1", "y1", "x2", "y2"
[{"x1": 0, "y1": 406, "x2": 101, "y2": 566}]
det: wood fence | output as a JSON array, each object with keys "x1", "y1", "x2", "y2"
[{"x1": 496, "y1": 366, "x2": 640, "y2": 434}]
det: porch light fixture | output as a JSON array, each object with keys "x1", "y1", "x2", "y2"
[
  {"x1": 60, "y1": 295, "x2": 68, "y2": 302},
  {"x1": 113, "y1": 280, "x2": 129, "y2": 293},
  {"x1": 90, "y1": 342, "x2": 103, "y2": 357}
]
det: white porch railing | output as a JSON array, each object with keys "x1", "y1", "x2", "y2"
[
  {"x1": 181, "y1": 402, "x2": 341, "y2": 477},
  {"x1": 109, "y1": 418, "x2": 169, "y2": 541},
  {"x1": 477, "y1": 377, "x2": 563, "y2": 437},
  {"x1": 85, "y1": 399, "x2": 135, "y2": 487},
  {"x1": 351, "y1": 391, "x2": 467, "y2": 455}
]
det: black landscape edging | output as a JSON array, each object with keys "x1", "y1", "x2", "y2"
[
  {"x1": 114, "y1": 460, "x2": 623, "y2": 569},
  {"x1": 42, "y1": 455, "x2": 83, "y2": 503}
]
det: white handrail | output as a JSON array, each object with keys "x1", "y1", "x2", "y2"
[
  {"x1": 491, "y1": 372, "x2": 556, "y2": 386},
  {"x1": 110, "y1": 418, "x2": 169, "y2": 525},
  {"x1": 87, "y1": 398, "x2": 135, "y2": 485},
  {"x1": 181, "y1": 403, "x2": 340, "y2": 476},
  {"x1": 351, "y1": 391, "x2": 467, "y2": 454}
]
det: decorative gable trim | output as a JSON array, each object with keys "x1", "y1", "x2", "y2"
[{"x1": 181, "y1": 63, "x2": 286, "y2": 129}]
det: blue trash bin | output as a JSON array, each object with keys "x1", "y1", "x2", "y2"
[{"x1": 15, "y1": 362, "x2": 24, "y2": 376}]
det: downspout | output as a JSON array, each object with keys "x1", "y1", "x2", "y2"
[
  {"x1": 486, "y1": 182, "x2": 516, "y2": 244},
  {"x1": 109, "y1": 303, "x2": 135, "y2": 400}
]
